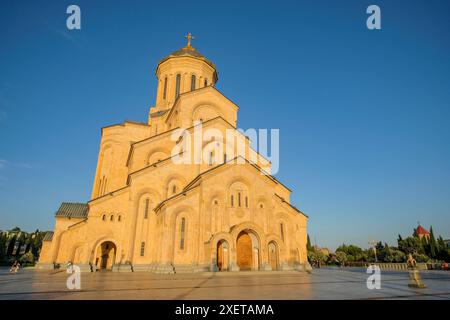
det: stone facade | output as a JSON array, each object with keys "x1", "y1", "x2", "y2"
[{"x1": 37, "y1": 38, "x2": 310, "y2": 273}]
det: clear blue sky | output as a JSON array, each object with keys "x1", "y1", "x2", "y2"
[{"x1": 1, "y1": 0, "x2": 449, "y2": 250}]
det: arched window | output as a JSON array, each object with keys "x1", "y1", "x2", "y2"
[
  {"x1": 191, "y1": 75, "x2": 196, "y2": 91},
  {"x1": 163, "y1": 77, "x2": 167, "y2": 99},
  {"x1": 144, "y1": 198, "x2": 150, "y2": 219},
  {"x1": 245, "y1": 196, "x2": 248, "y2": 208},
  {"x1": 280, "y1": 223, "x2": 285, "y2": 242},
  {"x1": 231, "y1": 195, "x2": 234, "y2": 207},
  {"x1": 238, "y1": 192, "x2": 241, "y2": 207},
  {"x1": 118, "y1": 215, "x2": 122, "y2": 222},
  {"x1": 140, "y1": 242, "x2": 145, "y2": 256},
  {"x1": 175, "y1": 74, "x2": 181, "y2": 99},
  {"x1": 110, "y1": 215, "x2": 114, "y2": 222},
  {"x1": 180, "y1": 218, "x2": 186, "y2": 250},
  {"x1": 102, "y1": 214, "x2": 106, "y2": 221},
  {"x1": 172, "y1": 185, "x2": 177, "y2": 194},
  {"x1": 204, "y1": 78, "x2": 208, "y2": 87}
]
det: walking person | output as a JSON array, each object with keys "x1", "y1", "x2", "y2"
[{"x1": 9, "y1": 261, "x2": 17, "y2": 273}]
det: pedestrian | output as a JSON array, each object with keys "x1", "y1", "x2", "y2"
[{"x1": 10, "y1": 261, "x2": 17, "y2": 273}]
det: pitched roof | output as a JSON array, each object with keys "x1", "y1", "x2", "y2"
[
  {"x1": 55, "y1": 202, "x2": 89, "y2": 218},
  {"x1": 43, "y1": 231, "x2": 54, "y2": 241},
  {"x1": 416, "y1": 225, "x2": 430, "y2": 235}
]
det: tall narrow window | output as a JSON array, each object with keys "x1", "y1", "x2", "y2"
[
  {"x1": 144, "y1": 198, "x2": 149, "y2": 219},
  {"x1": 245, "y1": 196, "x2": 248, "y2": 208},
  {"x1": 175, "y1": 74, "x2": 181, "y2": 99},
  {"x1": 231, "y1": 195, "x2": 234, "y2": 207},
  {"x1": 140, "y1": 242, "x2": 145, "y2": 256},
  {"x1": 280, "y1": 223, "x2": 285, "y2": 242},
  {"x1": 238, "y1": 192, "x2": 241, "y2": 207},
  {"x1": 209, "y1": 151, "x2": 213, "y2": 166},
  {"x1": 98, "y1": 177, "x2": 103, "y2": 197},
  {"x1": 204, "y1": 78, "x2": 208, "y2": 87},
  {"x1": 163, "y1": 77, "x2": 167, "y2": 99},
  {"x1": 172, "y1": 185, "x2": 177, "y2": 194},
  {"x1": 102, "y1": 177, "x2": 108, "y2": 195},
  {"x1": 180, "y1": 218, "x2": 186, "y2": 250},
  {"x1": 191, "y1": 75, "x2": 196, "y2": 91}
]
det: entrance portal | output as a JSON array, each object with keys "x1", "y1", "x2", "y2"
[
  {"x1": 236, "y1": 231, "x2": 253, "y2": 270},
  {"x1": 95, "y1": 241, "x2": 116, "y2": 271},
  {"x1": 268, "y1": 241, "x2": 278, "y2": 271},
  {"x1": 216, "y1": 240, "x2": 229, "y2": 271}
]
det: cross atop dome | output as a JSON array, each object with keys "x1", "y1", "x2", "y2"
[{"x1": 185, "y1": 32, "x2": 194, "y2": 48}]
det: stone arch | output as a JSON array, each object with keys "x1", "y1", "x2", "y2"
[
  {"x1": 266, "y1": 233, "x2": 288, "y2": 263},
  {"x1": 268, "y1": 241, "x2": 279, "y2": 271},
  {"x1": 192, "y1": 103, "x2": 225, "y2": 124},
  {"x1": 146, "y1": 147, "x2": 171, "y2": 165},
  {"x1": 170, "y1": 205, "x2": 196, "y2": 264},
  {"x1": 90, "y1": 237, "x2": 121, "y2": 270},
  {"x1": 227, "y1": 179, "x2": 251, "y2": 209},
  {"x1": 164, "y1": 174, "x2": 186, "y2": 197},
  {"x1": 134, "y1": 189, "x2": 160, "y2": 219},
  {"x1": 230, "y1": 222, "x2": 267, "y2": 271},
  {"x1": 216, "y1": 239, "x2": 230, "y2": 271},
  {"x1": 236, "y1": 230, "x2": 259, "y2": 271},
  {"x1": 209, "y1": 232, "x2": 233, "y2": 271},
  {"x1": 201, "y1": 136, "x2": 237, "y2": 167},
  {"x1": 69, "y1": 242, "x2": 86, "y2": 264},
  {"x1": 189, "y1": 72, "x2": 199, "y2": 91}
]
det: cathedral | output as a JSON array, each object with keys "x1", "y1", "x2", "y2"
[{"x1": 37, "y1": 34, "x2": 310, "y2": 273}]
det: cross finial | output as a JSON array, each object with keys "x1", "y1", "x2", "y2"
[{"x1": 185, "y1": 33, "x2": 194, "y2": 48}]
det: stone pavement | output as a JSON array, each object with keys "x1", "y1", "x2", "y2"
[{"x1": 0, "y1": 267, "x2": 449, "y2": 300}]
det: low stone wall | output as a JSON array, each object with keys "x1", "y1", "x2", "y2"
[{"x1": 358, "y1": 262, "x2": 428, "y2": 271}]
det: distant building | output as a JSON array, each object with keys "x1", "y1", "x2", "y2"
[
  {"x1": 415, "y1": 225, "x2": 430, "y2": 242},
  {"x1": 444, "y1": 239, "x2": 450, "y2": 248}
]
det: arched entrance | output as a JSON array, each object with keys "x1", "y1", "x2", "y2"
[
  {"x1": 236, "y1": 231, "x2": 253, "y2": 271},
  {"x1": 95, "y1": 241, "x2": 116, "y2": 271},
  {"x1": 268, "y1": 241, "x2": 279, "y2": 271},
  {"x1": 216, "y1": 240, "x2": 229, "y2": 271}
]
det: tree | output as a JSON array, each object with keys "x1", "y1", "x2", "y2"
[
  {"x1": 436, "y1": 236, "x2": 450, "y2": 262},
  {"x1": 336, "y1": 244, "x2": 366, "y2": 261},
  {"x1": 306, "y1": 235, "x2": 313, "y2": 252},
  {"x1": 0, "y1": 234, "x2": 7, "y2": 261},
  {"x1": 31, "y1": 231, "x2": 44, "y2": 258},
  {"x1": 383, "y1": 249, "x2": 406, "y2": 263},
  {"x1": 412, "y1": 253, "x2": 429, "y2": 263},
  {"x1": 398, "y1": 236, "x2": 424, "y2": 255},
  {"x1": 335, "y1": 251, "x2": 348, "y2": 266},
  {"x1": 6, "y1": 235, "x2": 16, "y2": 257},
  {"x1": 19, "y1": 251, "x2": 35, "y2": 265},
  {"x1": 428, "y1": 226, "x2": 438, "y2": 259}
]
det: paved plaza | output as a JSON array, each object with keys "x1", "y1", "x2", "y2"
[{"x1": 0, "y1": 267, "x2": 449, "y2": 300}]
